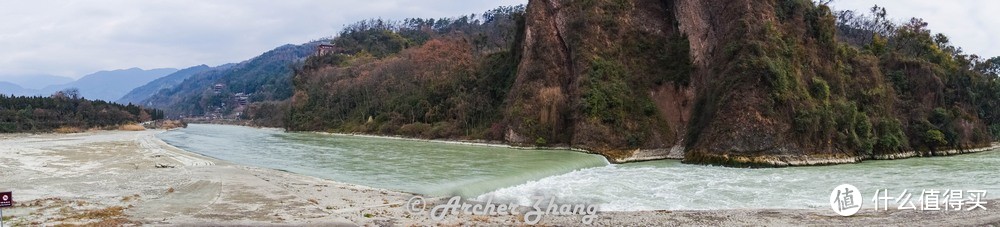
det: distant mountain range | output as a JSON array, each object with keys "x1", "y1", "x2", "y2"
[
  {"x1": 0, "y1": 74, "x2": 74, "y2": 97},
  {"x1": 142, "y1": 42, "x2": 322, "y2": 116},
  {"x1": 0, "y1": 81, "x2": 34, "y2": 96},
  {"x1": 0, "y1": 68, "x2": 178, "y2": 102},
  {"x1": 2, "y1": 41, "x2": 319, "y2": 108},
  {"x1": 117, "y1": 65, "x2": 212, "y2": 105},
  {"x1": 45, "y1": 68, "x2": 179, "y2": 102},
  {"x1": 1, "y1": 74, "x2": 74, "y2": 89}
]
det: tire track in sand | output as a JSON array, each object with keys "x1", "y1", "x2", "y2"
[{"x1": 138, "y1": 133, "x2": 214, "y2": 166}]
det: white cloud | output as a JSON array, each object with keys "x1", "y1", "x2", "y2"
[{"x1": 0, "y1": 0, "x2": 526, "y2": 79}]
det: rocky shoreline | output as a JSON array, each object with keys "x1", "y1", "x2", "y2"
[
  {"x1": 308, "y1": 127, "x2": 1000, "y2": 167},
  {"x1": 681, "y1": 143, "x2": 1000, "y2": 168}
]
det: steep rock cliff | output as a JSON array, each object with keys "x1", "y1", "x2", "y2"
[
  {"x1": 289, "y1": 0, "x2": 997, "y2": 167},
  {"x1": 505, "y1": 0, "x2": 993, "y2": 166},
  {"x1": 505, "y1": 0, "x2": 693, "y2": 161}
]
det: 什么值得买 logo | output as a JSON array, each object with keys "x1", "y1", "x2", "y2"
[{"x1": 830, "y1": 184, "x2": 863, "y2": 216}]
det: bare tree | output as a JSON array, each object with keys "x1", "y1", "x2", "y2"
[{"x1": 61, "y1": 88, "x2": 81, "y2": 100}]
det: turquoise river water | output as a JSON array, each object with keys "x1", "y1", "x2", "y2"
[{"x1": 159, "y1": 124, "x2": 999, "y2": 211}]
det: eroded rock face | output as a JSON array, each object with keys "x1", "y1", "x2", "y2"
[
  {"x1": 675, "y1": 0, "x2": 852, "y2": 166},
  {"x1": 509, "y1": 0, "x2": 994, "y2": 166},
  {"x1": 503, "y1": 0, "x2": 577, "y2": 145},
  {"x1": 504, "y1": 0, "x2": 694, "y2": 162},
  {"x1": 287, "y1": 0, "x2": 994, "y2": 166}
]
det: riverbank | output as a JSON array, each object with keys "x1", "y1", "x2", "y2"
[
  {"x1": 0, "y1": 130, "x2": 408, "y2": 225},
  {"x1": 683, "y1": 142, "x2": 1000, "y2": 168},
  {"x1": 312, "y1": 128, "x2": 1000, "y2": 167},
  {"x1": 313, "y1": 130, "x2": 687, "y2": 164},
  {"x1": 1, "y1": 130, "x2": 998, "y2": 226}
]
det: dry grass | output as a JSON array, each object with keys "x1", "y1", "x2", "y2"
[
  {"x1": 55, "y1": 206, "x2": 129, "y2": 225},
  {"x1": 117, "y1": 124, "x2": 146, "y2": 131},
  {"x1": 140, "y1": 120, "x2": 188, "y2": 130},
  {"x1": 73, "y1": 206, "x2": 125, "y2": 219},
  {"x1": 120, "y1": 194, "x2": 140, "y2": 202},
  {"x1": 54, "y1": 217, "x2": 139, "y2": 227},
  {"x1": 307, "y1": 198, "x2": 319, "y2": 205},
  {"x1": 471, "y1": 215, "x2": 491, "y2": 222},
  {"x1": 161, "y1": 120, "x2": 185, "y2": 129},
  {"x1": 54, "y1": 126, "x2": 85, "y2": 133}
]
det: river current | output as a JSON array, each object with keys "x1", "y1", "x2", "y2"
[{"x1": 160, "y1": 124, "x2": 999, "y2": 211}]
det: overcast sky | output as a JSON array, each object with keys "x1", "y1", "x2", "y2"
[
  {"x1": 0, "y1": 0, "x2": 995, "y2": 79},
  {"x1": 0, "y1": 0, "x2": 525, "y2": 79}
]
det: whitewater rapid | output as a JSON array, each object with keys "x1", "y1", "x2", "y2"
[
  {"x1": 159, "y1": 124, "x2": 999, "y2": 211},
  {"x1": 480, "y1": 150, "x2": 1000, "y2": 211}
]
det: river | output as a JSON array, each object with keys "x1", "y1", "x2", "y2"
[
  {"x1": 157, "y1": 124, "x2": 608, "y2": 197},
  {"x1": 160, "y1": 124, "x2": 999, "y2": 211}
]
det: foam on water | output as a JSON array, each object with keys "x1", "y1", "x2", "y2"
[
  {"x1": 479, "y1": 150, "x2": 1000, "y2": 211},
  {"x1": 160, "y1": 124, "x2": 999, "y2": 211}
]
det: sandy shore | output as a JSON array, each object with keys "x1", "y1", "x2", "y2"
[{"x1": 0, "y1": 130, "x2": 998, "y2": 226}]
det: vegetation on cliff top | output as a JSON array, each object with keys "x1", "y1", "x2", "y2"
[
  {"x1": 285, "y1": 0, "x2": 1000, "y2": 165},
  {"x1": 686, "y1": 0, "x2": 1000, "y2": 166},
  {"x1": 286, "y1": 6, "x2": 525, "y2": 139},
  {"x1": 831, "y1": 3, "x2": 1000, "y2": 153}
]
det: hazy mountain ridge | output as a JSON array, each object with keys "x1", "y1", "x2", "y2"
[
  {"x1": 0, "y1": 82, "x2": 31, "y2": 96},
  {"x1": 0, "y1": 74, "x2": 74, "y2": 90},
  {"x1": 0, "y1": 68, "x2": 178, "y2": 102},
  {"x1": 47, "y1": 68, "x2": 179, "y2": 102},
  {"x1": 118, "y1": 65, "x2": 212, "y2": 105},
  {"x1": 141, "y1": 42, "x2": 322, "y2": 116}
]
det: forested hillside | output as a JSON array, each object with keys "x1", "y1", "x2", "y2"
[
  {"x1": 143, "y1": 42, "x2": 321, "y2": 117},
  {"x1": 286, "y1": 6, "x2": 524, "y2": 134},
  {"x1": 0, "y1": 91, "x2": 164, "y2": 133},
  {"x1": 288, "y1": 0, "x2": 1000, "y2": 166},
  {"x1": 673, "y1": 0, "x2": 1000, "y2": 166},
  {"x1": 118, "y1": 65, "x2": 211, "y2": 105},
  {"x1": 832, "y1": 5, "x2": 1000, "y2": 153}
]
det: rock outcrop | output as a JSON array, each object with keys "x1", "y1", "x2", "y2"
[
  {"x1": 290, "y1": 0, "x2": 997, "y2": 167},
  {"x1": 503, "y1": 0, "x2": 995, "y2": 166},
  {"x1": 504, "y1": 0, "x2": 692, "y2": 162}
]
